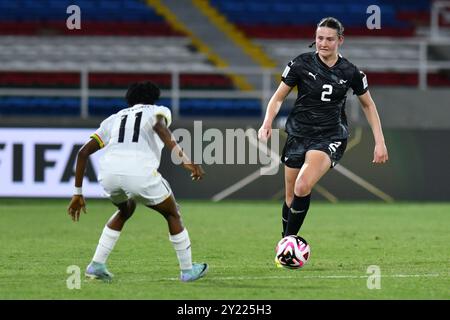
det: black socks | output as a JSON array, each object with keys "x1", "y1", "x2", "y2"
[
  {"x1": 282, "y1": 202, "x2": 289, "y2": 237},
  {"x1": 285, "y1": 193, "x2": 311, "y2": 236}
]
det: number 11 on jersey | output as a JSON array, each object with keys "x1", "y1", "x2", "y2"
[{"x1": 118, "y1": 111, "x2": 143, "y2": 143}]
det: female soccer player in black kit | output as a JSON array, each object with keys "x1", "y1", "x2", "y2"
[{"x1": 258, "y1": 17, "x2": 389, "y2": 242}]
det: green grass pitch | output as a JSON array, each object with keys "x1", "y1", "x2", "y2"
[{"x1": 0, "y1": 199, "x2": 449, "y2": 299}]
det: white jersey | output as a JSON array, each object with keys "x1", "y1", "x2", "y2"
[{"x1": 91, "y1": 104, "x2": 172, "y2": 176}]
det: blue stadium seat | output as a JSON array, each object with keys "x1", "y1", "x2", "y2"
[
  {"x1": 180, "y1": 99, "x2": 261, "y2": 117},
  {"x1": 1, "y1": 0, "x2": 162, "y2": 22},
  {"x1": 211, "y1": 0, "x2": 425, "y2": 30},
  {"x1": 0, "y1": 96, "x2": 263, "y2": 117}
]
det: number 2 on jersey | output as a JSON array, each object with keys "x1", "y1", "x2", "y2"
[
  {"x1": 118, "y1": 111, "x2": 143, "y2": 143},
  {"x1": 321, "y1": 84, "x2": 333, "y2": 102}
]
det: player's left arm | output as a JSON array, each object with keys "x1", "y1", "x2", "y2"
[
  {"x1": 357, "y1": 91, "x2": 389, "y2": 164},
  {"x1": 67, "y1": 139, "x2": 101, "y2": 222}
]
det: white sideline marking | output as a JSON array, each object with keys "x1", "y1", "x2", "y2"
[
  {"x1": 164, "y1": 273, "x2": 441, "y2": 281},
  {"x1": 120, "y1": 273, "x2": 442, "y2": 282}
]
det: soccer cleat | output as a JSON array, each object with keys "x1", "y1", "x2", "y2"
[
  {"x1": 180, "y1": 263, "x2": 208, "y2": 282},
  {"x1": 85, "y1": 261, "x2": 114, "y2": 282},
  {"x1": 274, "y1": 256, "x2": 283, "y2": 268}
]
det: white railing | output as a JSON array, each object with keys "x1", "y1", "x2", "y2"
[{"x1": 0, "y1": 67, "x2": 279, "y2": 119}]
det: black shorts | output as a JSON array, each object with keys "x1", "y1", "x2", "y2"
[{"x1": 281, "y1": 135, "x2": 347, "y2": 169}]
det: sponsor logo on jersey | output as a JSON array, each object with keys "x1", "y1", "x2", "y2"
[
  {"x1": 308, "y1": 72, "x2": 317, "y2": 80},
  {"x1": 328, "y1": 141, "x2": 342, "y2": 153}
]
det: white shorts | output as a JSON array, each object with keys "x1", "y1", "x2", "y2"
[{"x1": 98, "y1": 172, "x2": 172, "y2": 206}]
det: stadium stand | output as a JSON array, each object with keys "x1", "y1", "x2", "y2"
[
  {"x1": 209, "y1": 0, "x2": 431, "y2": 38},
  {"x1": 0, "y1": 36, "x2": 232, "y2": 89},
  {"x1": 0, "y1": 0, "x2": 182, "y2": 36},
  {"x1": 0, "y1": 0, "x2": 449, "y2": 118},
  {"x1": 0, "y1": 0, "x2": 254, "y2": 117}
]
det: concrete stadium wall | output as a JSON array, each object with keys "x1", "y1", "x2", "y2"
[{"x1": 356, "y1": 87, "x2": 450, "y2": 129}]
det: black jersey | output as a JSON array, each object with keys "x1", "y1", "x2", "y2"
[{"x1": 281, "y1": 52, "x2": 368, "y2": 139}]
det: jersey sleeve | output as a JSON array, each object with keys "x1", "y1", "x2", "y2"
[
  {"x1": 154, "y1": 106, "x2": 172, "y2": 127},
  {"x1": 91, "y1": 114, "x2": 115, "y2": 148},
  {"x1": 281, "y1": 59, "x2": 301, "y2": 87},
  {"x1": 350, "y1": 67, "x2": 369, "y2": 96}
]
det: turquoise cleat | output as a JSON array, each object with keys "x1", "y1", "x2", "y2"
[
  {"x1": 85, "y1": 261, "x2": 114, "y2": 282},
  {"x1": 180, "y1": 263, "x2": 208, "y2": 282}
]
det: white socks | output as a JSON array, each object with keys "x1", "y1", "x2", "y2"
[
  {"x1": 92, "y1": 225, "x2": 121, "y2": 264},
  {"x1": 169, "y1": 228, "x2": 192, "y2": 271},
  {"x1": 91, "y1": 225, "x2": 192, "y2": 271}
]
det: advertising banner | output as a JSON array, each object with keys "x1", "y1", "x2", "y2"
[{"x1": 0, "y1": 128, "x2": 103, "y2": 197}]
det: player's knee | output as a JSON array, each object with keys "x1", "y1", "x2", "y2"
[
  {"x1": 168, "y1": 208, "x2": 181, "y2": 220},
  {"x1": 118, "y1": 200, "x2": 136, "y2": 220},
  {"x1": 127, "y1": 199, "x2": 136, "y2": 214},
  {"x1": 294, "y1": 180, "x2": 312, "y2": 197},
  {"x1": 159, "y1": 205, "x2": 181, "y2": 222}
]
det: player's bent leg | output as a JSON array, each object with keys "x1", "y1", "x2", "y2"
[
  {"x1": 148, "y1": 194, "x2": 184, "y2": 235},
  {"x1": 283, "y1": 166, "x2": 299, "y2": 237},
  {"x1": 273, "y1": 166, "x2": 301, "y2": 267},
  {"x1": 87, "y1": 223, "x2": 120, "y2": 281},
  {"x1": 148, "y1": 195, "x2": 208, "y2": 282},
  {"x1": 107, "y1": 199, "x2": 136, "y2": 231},
  {"x1": 294, "y1": 150, "x2": 331, "y2": 196},
  {"x1": 86, "y1": 199, "x2": 136, "y2": 281},
  {"x1": 285, "y1": 166, "x2": 299, "y2": 207},
  {"x1": 286, "y1": 150, "x2": 331, "y2": 236}
]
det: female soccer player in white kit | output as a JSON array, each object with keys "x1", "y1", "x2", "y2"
[{"x1": 67, "y1": 81, "x2": 208, "y2": 282}]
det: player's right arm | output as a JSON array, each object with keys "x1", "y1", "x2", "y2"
[
  {"x1": 153, "y1": 115, "x2": 204, "y2": 181},
  {"x1": 258, "y1": 82, "x2": 293, "y2": 141},
  {"x1": 67, "y1": 138, "x2": 101, "y2": 221},
  {"x1": 68, "y1": 114, "x2": 113, "y2": 222}
]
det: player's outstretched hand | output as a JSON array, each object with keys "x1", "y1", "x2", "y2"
[
  {"x1": 183, "y1": 163, "x2": 205, "y2": 181},
  {"x1": 373, "y1": 143, "x2": 388, "y2": 164},
  {"x1": 258, "y1": 126, "x2": 272, "y2": 142},
  {"x1": 67, "y1": 195, "x2": 87, "y2": 222}
]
